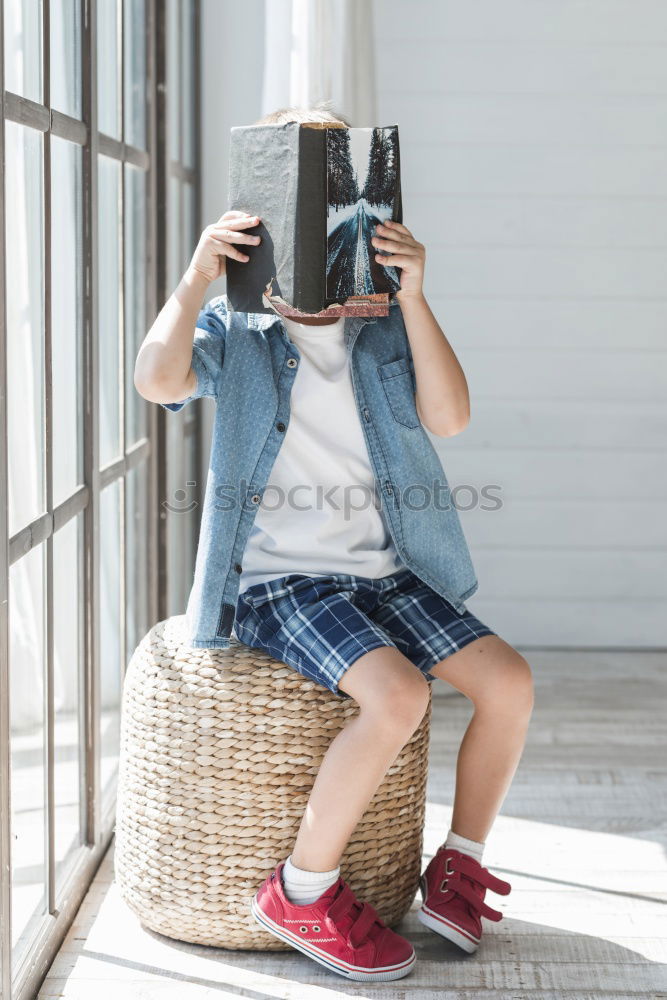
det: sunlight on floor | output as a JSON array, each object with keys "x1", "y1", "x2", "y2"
[
  {"x1": 38, "y1": 651, "x2": 667, "y2": 998},
  {"x1": 425, "y1": 803, "x2": 667, "y2": 961}
]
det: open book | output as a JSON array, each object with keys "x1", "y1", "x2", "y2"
[{"x1": 226, "y1": 122, "x2": 402, "y2": 317}]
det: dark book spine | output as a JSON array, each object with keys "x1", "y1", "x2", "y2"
[
  {"x1": 294, "y1": 126, "x2": 327, "y2": 313},
  {"x1": 391, "y1": 125, "x2": 403, "y2": 224}
]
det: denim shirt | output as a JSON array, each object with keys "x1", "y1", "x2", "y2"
[{"x1": 160, "y1": 293, "x2": 478, "y2": 648}]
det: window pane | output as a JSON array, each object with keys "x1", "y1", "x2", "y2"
[
  {"x1": 125, "y1": 164, "x2": 148, "y2": 444},
  {"x1": 3, "y1": 0, "x2": 42, "y2": 102},
  {"x1": 5, "y1": 121, "x2": 44, "y2": 537},
  {"x1": 165, "y1": 422, "x2": 185, "y2": 616},
  {"x1": 50, "y1": 0, "x2": 82, "y2": 117},
  {"x1": 98, "y1": 155, "x2": 122, "y2": 466},
  {"x1": 10, "y1": 543, "x2": 46, "y2": 969},
  {"x1": 53, "y1": 514, "x2": 85, "y2": 890},
  {"x1": 123, "y1": 0, "x2": 146, "y2": 149},
  {"x1": 97, "y1": 0, "x2": 120, "y2": 138},
  {"x1": 168, "y1": 173, "x2": 180, "y2": 289},
  {"x1": 181, "y1": 0, "x2": 195, "y2": 169},
  {"x1": 126, "y1": 463, "x2": 149, "y2": 662},
  {"x1": 184, "y1": 430, "x2": 198, "y2": 586},
  {"x1": 52, "y1": 136, "x2": 84, "y2": 506},
  {"x1": 167, "y1": 0, "x2": 180, "y2": 162},
  {"x1": 184, "y1": 180, "x2": 195, "y2": 273},
  {"x1": 100, "y1": 480, "x2": 122, "y2": 802},
  {"x1": 165, "y1": 426, "x2": 198, "y2": 615}
]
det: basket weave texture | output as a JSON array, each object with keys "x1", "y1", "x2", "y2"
[{"x1": 115, "y1": 615, "x2": 432, "y2": 950}]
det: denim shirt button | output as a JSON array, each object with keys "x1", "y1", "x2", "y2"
[
  {"x1": 250, "y1": 493, "x2": 261, "y2": 504},
  {"x1": 287, "y1": 357, "x2": 298, "y2": 368},
  {"x1": 234, "y1": 562, "x2": 242, "y2": 573},
  {"x1": 276, "y1": 421, "x2": 286, "y2": 432}
]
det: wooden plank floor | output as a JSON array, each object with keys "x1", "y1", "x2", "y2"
[{"x1": 39, "y1": 650, "x2": 667, "y2": 999}]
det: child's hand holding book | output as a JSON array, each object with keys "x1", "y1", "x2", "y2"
[{"x1": 189, "y1": 209, "x2": 262, "y2": 284}]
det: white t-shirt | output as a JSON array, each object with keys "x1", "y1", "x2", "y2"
[{"x1": 238, "y1": 314, "x2": 404, "y2": 593}]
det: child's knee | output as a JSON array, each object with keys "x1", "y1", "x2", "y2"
[
  {"x1": 488, "y1": 649, "x2": 534, "y2": 716},
  {"x1": 363, "y1": 669, "x2": 431, "y2": 735},
  {"x1": 511, "y1": 652, "x2": 534, "y2": 709}
]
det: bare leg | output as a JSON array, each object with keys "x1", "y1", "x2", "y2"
[
  {"x1": 290, "y1": 646, "x2": 431, "y2": 872},
  {"x1": 428, "y1": 635, "x2": 534, "y2": 843}
]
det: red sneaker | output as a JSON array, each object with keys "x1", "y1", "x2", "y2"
[
  {"x1": 251, "y1": 862, "x2": 416, "y2": 982},
  {"x1": 417, "y1": 847, "x2": 512, "y2": 953}
]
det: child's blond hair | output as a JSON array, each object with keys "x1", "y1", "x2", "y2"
[{"x1": 254, "y1": 100, "x2": 350, "y2": 128}]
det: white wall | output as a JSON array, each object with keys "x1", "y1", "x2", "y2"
[
  {"x1": 374, "y1": 0, "x2": 667, "y2": 647},
  {"x1": 200, "y1": 0, "x2": 667, "y2": 648}
]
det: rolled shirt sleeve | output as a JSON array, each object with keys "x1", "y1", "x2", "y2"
[{"x1": 160, "y1": 294, "x2": 228, "y2": 413}]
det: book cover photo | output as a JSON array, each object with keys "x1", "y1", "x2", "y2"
[
  {"x1": 225, "y1": 122, "x2": 402, "y2": 318},
  {"x1": 325, "y1": 126, "x2": 402, "y2": 302}
]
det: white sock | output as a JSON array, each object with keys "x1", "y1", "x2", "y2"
[
  {"x1": 444, "y1": 829, "x2": 485, "y2": 865},
  {"x1": 282, "y1": 854, "x2": 341, "y2": 905}
]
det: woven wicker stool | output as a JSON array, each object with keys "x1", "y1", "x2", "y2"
[{"x1": 115, "y1": 615, "x2": 432, "y2": 950}]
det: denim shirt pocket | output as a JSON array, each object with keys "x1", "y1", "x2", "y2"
[{"x1": 377, "y1": 357, "x2": 421, "y2": 429}]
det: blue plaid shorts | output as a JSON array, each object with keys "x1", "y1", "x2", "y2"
[{"x1": 233, "y1": 566, "x2": 495, "y2": 699}]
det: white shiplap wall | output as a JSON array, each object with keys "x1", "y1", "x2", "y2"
[
  {"x1": 373, "y1": 0, "x2": 667, "y2": 646},
  {"x1": 199, "y1": 0, "x2": 667, "y2": 648}
]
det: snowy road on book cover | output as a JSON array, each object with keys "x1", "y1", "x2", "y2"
[{"x1": 326, "y1": 127, "x2": 401, "y2": 300}]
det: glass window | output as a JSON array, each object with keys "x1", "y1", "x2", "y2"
[
  {"x1": 98, "y1": 154, "x2": 122, "y2": 467},
  {"x1": 5, "y1": 121, "x2": 44, "y2": 538},
  {"x1": 3, "y1": 0, "x2": 42, "y2": 102},
  {"x1": 126, "y1": 465, "x2": 150, "y2": 661},
  {"x1": 123, "y1": 0, "x2": 146, "y2": 149},
  {"x1": 164, "y1": 1, "x2": 201, "y2": 620},
  {"x1": 51, "y1": 136, "x2": 84, "y2": 506},
  {"x1": 9, "y1": 543, "x2": 46, "y2": 969},
  {"x1": 168, "y1": 172, "x2": 181, "y2": 289},
  {"x1": 125, "y1": 163, "x2": 148, "y2": 444},
  {"x1": 183, "y1": 431, "x2": 198, "y2": 586},
  {"x1": 97, "y1": 0, "x2": 120, "y2": 138},
  {"x1": 0, "y1": 4, "x2": 200, "y2": 994},
  {"x1": 50, "y1": 0, "x2": 82, "y2": 118},
  {"x1": 181, "y1": 0, "x2": 195, "y2": 169},
  {"x1": 53, "y1": 514, "x2": 85, "y2": 891},
  {"x1": 167, "y1": 0, "x2": 180, "y2": 162},
  {"x1": 165, "y1": 425, "x2": 199, "y2": 616},
  {"x1": 184, "y1": 181, "x2": 196, "y2": 273},
  {"x1": 165, "y1": 421, "x2": 187, "y2": 616},
  {"x1": 100, "y1": 480, "x2": 122, "y2": 804}
]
